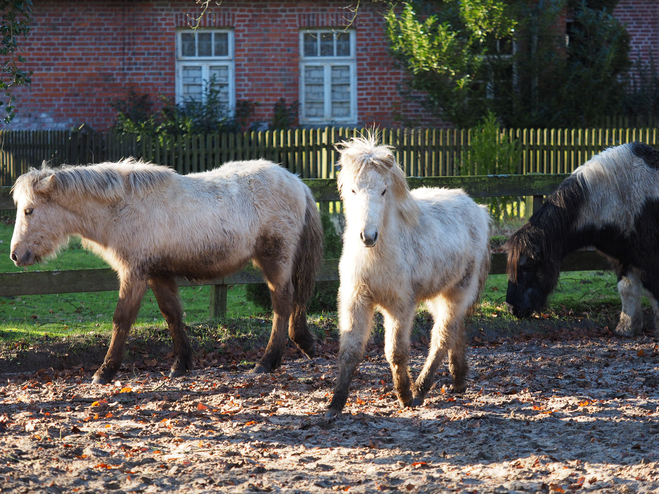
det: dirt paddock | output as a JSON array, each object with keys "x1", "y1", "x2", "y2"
[{"x1": 0, "y1": 323, "x2": 658, "y2": 493}]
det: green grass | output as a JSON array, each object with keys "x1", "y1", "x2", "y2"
[{"x1": 0, "y1": 218, "x2": 626, "y2": 344}]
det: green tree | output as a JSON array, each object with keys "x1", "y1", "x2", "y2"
[
  {"x1": 462, "y1": 111, "x2": 521, "y2": 223},
  {"x1": 1, "y1": 0, "x2": 32, "y2": 123},
  {"x1": 385, "y1": 0, "x2": 517, "y2": 127},
  {"x1": 385, "y1": 0, "x2": 632, "y2": 128},
  {"x1": 510, "y1": 0, "x2": 629, "y2": 127}
]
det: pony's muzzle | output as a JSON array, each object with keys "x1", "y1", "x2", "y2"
[
  {"x1": 360, "y1": 230, "x2": 378, "y2": 248},
  {"x1": 10, "y1": 249, "x2": 35, "y2": 267}
]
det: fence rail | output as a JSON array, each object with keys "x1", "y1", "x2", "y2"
[
  {"x1": 2, "y1": 127, "x2": 659, "y2": 186},
  {"x1": 0, "y1": 174, "x2": 612, "y2": 317}
]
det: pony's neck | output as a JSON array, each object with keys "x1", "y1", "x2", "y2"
[
  {"x1": 531, "y1": 175, "x2": 588, "y2": 260},
  {"x1": 51, "y1": 194, "x2": 115, "y2": 246}
]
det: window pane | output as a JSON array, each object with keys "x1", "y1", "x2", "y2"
[
  {"x1": 320, "y1": 32, "x2": 333, "y2": 56},
  {"x1": 303, "y1": 33, "x2": 317, "y2": 57},
  {"x1": 214, "y1": 33, "x2": 228, "y2": 57},
  {"x1": 498, "y1": 38, "x2": 513, "y2": 56},
  {"x1": 209, "y1": 66, "x2": 230, "y2": 106},
  {"x1": 181, "y1": 33, "x2": 196, "y2": 57},
  {"x1": 331, "y1": 65, "x2": 351, "y2": 118},
  {"x1": 198, "y1": 33, "x2": 212, "y2": 57},
  {"x1": 182, "y1": 66, "x2": 203, "y2": 101},
  {"x1": 336, "y1": 32, "x2": 351, "y2": 56},
  {"x1": 209, "y1": 65, "x2": 229, "y2": 85},
  {"x1": 304, "y1": 66, "x2": 325, "y2": 119}
]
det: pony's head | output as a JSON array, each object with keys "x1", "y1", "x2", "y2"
[
  {"x1": 336, "y1": 135, "x2": 419, "y2": 248},
  {"x1": 504, "y1": 223, "x2": 561, "y2": 318},
  {"x1": 10, "y1": 159, "x2": 172, "y2": 266},
  {"x1": 10, "y1": 166, "x2": 72, "y2": 266}
]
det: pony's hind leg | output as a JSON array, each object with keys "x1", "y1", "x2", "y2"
[
  {"x1": 93, "y1": 276, "x2": 148, "y2": 384},
  {"x1": 289, "y1": 305, "x2": 315, "y2": 359},
  {"x1": 327, "y1": 293, "x2": 375, "y2": 416},
  {"x1": 448, "y1": 321, "x2": 468, "y2": 393},
  {"x1": 616, "y1": 273, "x2": 643, "y2": 336},
  {"x1": 251, "y1": 262, "x2": 295, "y2": 374},
  {"x1": 647, "y1": 291, "x2": 659, "y2": 337},
  {"x1": 381, "y1": 304, "x2": 416, "y2": 408},
  {"x1": 412, "y1": 294, "x2": 467, "y2": 405},
  {"x1": 640, "y1": 271, "x2": 659, "y2": 337},
  {"x1": 149, "y1": 276, "x2": 192, "y2": 377}
]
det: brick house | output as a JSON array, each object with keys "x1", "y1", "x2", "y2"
[{"x1": 2, "y1": 0, "x2": 657, "y2": 131}]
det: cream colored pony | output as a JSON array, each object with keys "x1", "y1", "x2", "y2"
[
  {"x1": 10, "y1": 158, "x2": 323, "y2": 384},
  {"x1": 327, "y1": 136, "x2": 491, "y2": 416}
]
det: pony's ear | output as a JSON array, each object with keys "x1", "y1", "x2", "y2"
[
  {"x1": 33, "y1": 174, "x2": 56, "y2": 197},
  {"x1": 380, "y1": 152, "x2": 397, "y2": 170}
]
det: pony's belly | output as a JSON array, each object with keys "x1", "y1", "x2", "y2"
[{"x1": 145, "y1": 255, "x2": 251, "y2": 282}]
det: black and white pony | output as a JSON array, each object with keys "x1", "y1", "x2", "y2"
[{"x1": 506, "y1": 142, "x2": 659, "y2": 336}]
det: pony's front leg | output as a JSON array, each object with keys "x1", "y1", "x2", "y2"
[
  {"x1": 93, "y1": 276, "x2": 148, "y2": 384},
  {"x1": 327, "y1": 293, "x2": 375, "y2": 416},
  {"x1": 616, "y1": 273, "x2": 643, "y2": 336},
  {"x1": 149, "y1": 276, "x2": 192, "y2": 378},
  {"x1": 382, "y1": 305, "x2": 415, "y2": 408},
  {"x1": 252, "y1": 280, "x2": 294, "y2": 373}
]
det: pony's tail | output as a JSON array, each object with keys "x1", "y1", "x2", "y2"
[
  {"x1": 288, "y1": 189, "x2": 324, "y2": 357},
  {"x1": 468, "y1": 214, "x2": 492, "y2": 316}
]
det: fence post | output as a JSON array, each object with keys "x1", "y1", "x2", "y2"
[{"x1": 209, "y1": 283, "x2": 228, "y2": 319}]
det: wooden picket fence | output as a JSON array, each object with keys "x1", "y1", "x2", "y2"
[{"x1": 2, "y1": 126, "x2": 659, "y2": 185}]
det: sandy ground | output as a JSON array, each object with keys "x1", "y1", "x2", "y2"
[{"x1": 0, "y1": 328, "x2": 658, "y2": 493}]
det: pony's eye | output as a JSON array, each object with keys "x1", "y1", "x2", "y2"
[
  {"x1": 351, "y1": 189, "x2": 357, "y2": 195},
  {"x1": 381, "y1": 189, "x2": 387, "y2": 196},
  {"x1": 24, "y1": 208, "x2": 33, "y2": 216}
]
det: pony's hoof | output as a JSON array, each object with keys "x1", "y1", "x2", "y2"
[
  {"x1": 411, "y1": 396, "x2": 424, "y2": 407},
  {"x1": 92, "y1": 374, "x2": 109, "y2": 385},
  {"x1": 300, "y1": 345, "x2": 316, "y2": 359},
  {"x1": 169, "y1": 369, "x2": 186, "y2": 378},
  {"x1": 613, "y1": 313, "x2": 643, "y2": 338},
  {"x1": 450, "y1": 384, "x2": 466, "y2": 395},
  {"x1": 402, "y1": 396, "x2": 424, "y2": 408},
  {"x1": 250, "y1": 363, "x2": 271, "y2": 374},
  {"x1": 325, "y1": 408, "x2": 342, "y2": 420}
]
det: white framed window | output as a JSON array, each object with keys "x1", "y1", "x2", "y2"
[
  {"x1": 175, "y1": 29, "x2": 235, "y2": 111},
  {"x1": 299, "y1": 29, "x2": 357, "y2": 125},
  {"x1": 481, "y1": 37, "x2": 517, "y2": 100}
]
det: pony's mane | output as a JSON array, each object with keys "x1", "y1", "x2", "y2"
[
  {"x1": 506, "y1": 174, "x2": 587, "y2": 283},
  {"x1": 13, "y1": 158, "x2": 175, "y2": 203},
  {"x1": 336, "y1": 135, "x2": 420, "y2": 225}
]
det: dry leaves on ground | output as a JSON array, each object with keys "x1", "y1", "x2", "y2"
[{"x1": 0, "y1": 332, "x2": 658, "y2": 493}]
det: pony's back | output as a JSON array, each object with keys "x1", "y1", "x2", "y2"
[{"x1": 572, "y1": 142, "x2": 659, "y2": 234}]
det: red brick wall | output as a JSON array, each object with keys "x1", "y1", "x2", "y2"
[
  {"x1": 7, "y1": 0, "x2": 654, "y2": 131},
  {"x1": 614, "y1": 0, "x2": 659, "y2": 63},
  {"x1": 4, "y1": 0, "x2": 444, "y2": 131}
]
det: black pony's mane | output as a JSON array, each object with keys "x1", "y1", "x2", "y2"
[{"x1": 506, "y1": 174, "x2": 587, "y2": 282}]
